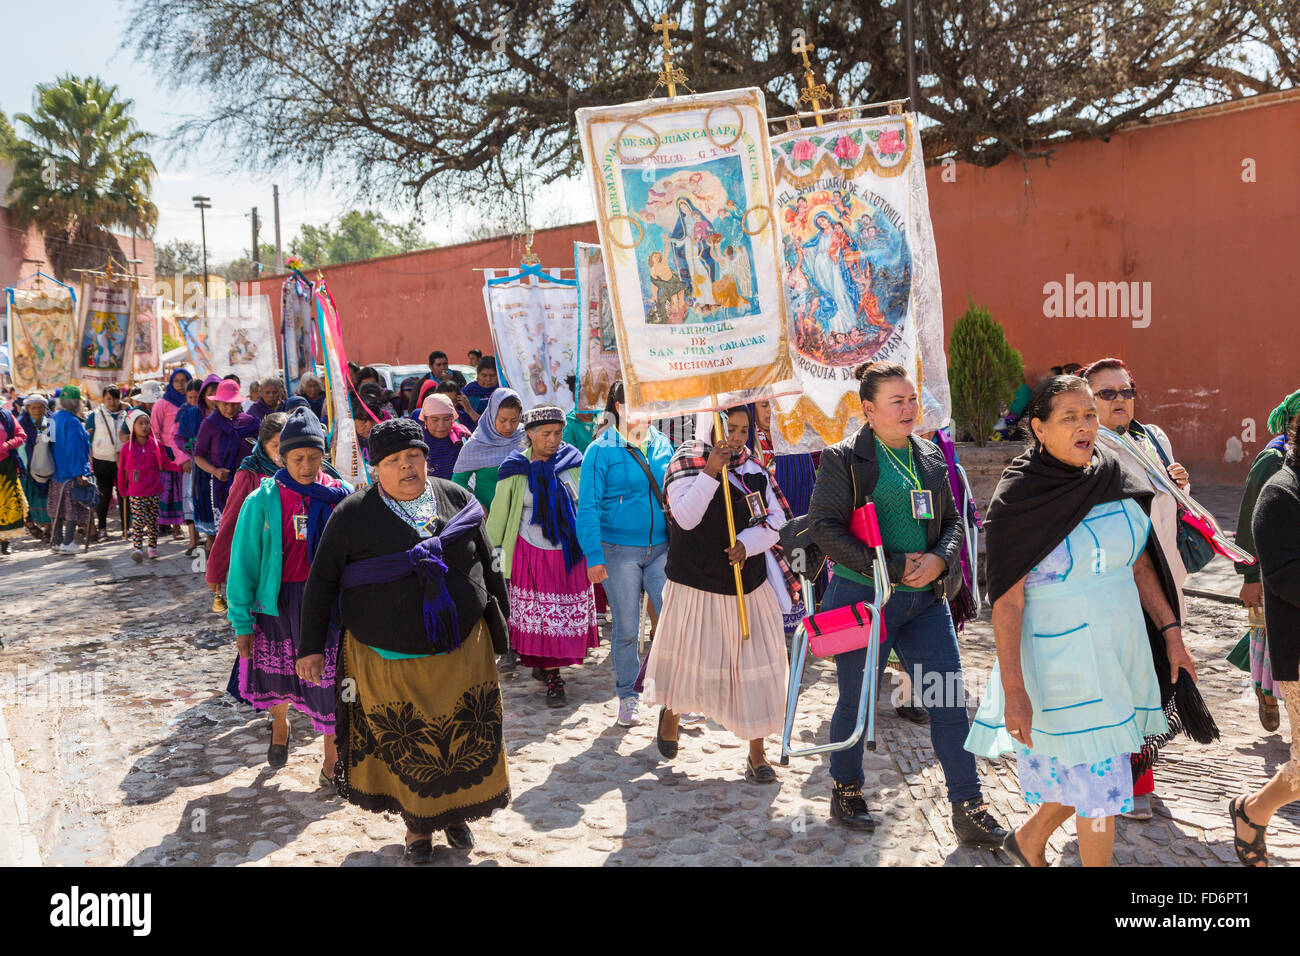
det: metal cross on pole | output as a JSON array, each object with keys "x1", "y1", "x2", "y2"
[{"x1": 793, "y1": 32, "x2": 830, "y2": 127}]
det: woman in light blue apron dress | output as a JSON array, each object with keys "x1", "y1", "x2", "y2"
[{"x1": 966, "y1": 375, "x2": 1198, "y2": 867}]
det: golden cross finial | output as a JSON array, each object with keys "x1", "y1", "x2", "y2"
[
  {"x1": 794, "y1": 31, "x2": 829, "y2": 126},
  {"x1": 652, "y1": 13, "x2": 685, "y2": 98},
  {"x1": 654, "y1": 13, "x2": 677, "y2": 47}
]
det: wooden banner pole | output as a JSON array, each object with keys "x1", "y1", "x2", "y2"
[{"x1": 713, "y1": 400, "x2": 750, "y2": 640}]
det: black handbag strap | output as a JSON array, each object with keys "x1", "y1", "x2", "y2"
[
  {"x1": 807, "y1": 602, "x2": 866, "y2": 636},
  {"x1": 624, "y1": 444, "x2": 667, "y2": 513}
]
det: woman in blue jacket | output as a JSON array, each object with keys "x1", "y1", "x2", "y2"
[{"x1": 576, "y1": 382, "x2": 675, "y2": 729}]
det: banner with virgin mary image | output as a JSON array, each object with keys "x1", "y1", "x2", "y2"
[
  {"x1": 207, "y1": 294, "x2": 278, "y2": 387},
  {"x1": 576, "y1": 87, "x2": 796, "y2": 420},
  {"x1": 573, "y1": 242, "x2": 622, "y2": 411},
  {"x1": 768, "y1": 113, "x2": 951, "y2": 452},
  {"x1": 74, "y1": 276, "x2": 137, "y2": 400},
  {"x1": 132, "y1": 294, "x2": 163, "y2": 378},
  {"x1": 481, "y1": 269, "x2": 579, "y2": 413}
]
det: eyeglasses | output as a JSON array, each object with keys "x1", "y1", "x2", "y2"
[{"x1": 1094, "y1": 388, "x2": 1137, "y2": 401}]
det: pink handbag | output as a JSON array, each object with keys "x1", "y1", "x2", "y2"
[{"x1": 804, "y1": 601, "x2": 886, "y2": 658}]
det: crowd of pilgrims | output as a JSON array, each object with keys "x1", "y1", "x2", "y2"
[{"x1": 2, "y1": 348, "x2": 1298, "y2": 869}]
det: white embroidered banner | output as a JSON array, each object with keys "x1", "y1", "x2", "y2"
[
  {"x1": 769, "y1": 113, "x2": 950, "y2": 452},
  {"x1": 6, "y1": 287, "x2": 77, "y2": 392},
  {"x1": 576, "y1": 87, "x2": 796, "y2": 420},
  {"x1": 573, "y1": 242, "x2": 622, "y2": 411},
  {"x1": 207, "y1": 295, "x2": 278, "y2": 387},
  {"x1": 481, "y1": 270, "x2": 579, "y2": 413},
  {"x1": 281, "y1": 274, "x2": 317, "y2": 395}
]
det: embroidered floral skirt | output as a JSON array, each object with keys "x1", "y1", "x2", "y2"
[
  {"x1": 507, "y1": 537, "x2": 599, "y2": 669},
  {"x1": 336, "y1": 620, "x2": 510, "y2": 833},
  {"x1": 238, "y1": 580, "x2": 338, "y2": 733},
  {"x1": 0, "y1": 456, "x2": 27, "y2": 540},
  {"x1": 1015, "y1": 750, "x2": 1133, "y2": 818}
]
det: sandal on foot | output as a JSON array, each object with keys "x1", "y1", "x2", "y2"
[
  {"x1": 1258, "y1": 689, "x2": 1281, "y2": 733},
  {"x1": 404, "y1": 838, "x2": 433, "y2": 864},
  {"x1": 1000, "y1": 830, "x2": 1032, "y2": 867},
  {"x1": 655, "y1": 707, "x2": 678, "y2": 760},
  {"x1": 744, "y1": 756, "x2": 778, "y2": 785},
  {"x1": 1228, "y1": 796, "x2": 1268, "y2": 867}
]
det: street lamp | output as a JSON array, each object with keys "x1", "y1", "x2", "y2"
[{"x1": 192, "y1": 195, "x2": 211, "y2": 305}]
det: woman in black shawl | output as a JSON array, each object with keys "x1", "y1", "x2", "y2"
[{"x1": 965, "y1": 376, "x2": 1207, "y2": 867}]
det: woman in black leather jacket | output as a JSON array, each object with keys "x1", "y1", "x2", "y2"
[{"x1": 807, "y1": 361, "x2": 1006, "y2": 847}]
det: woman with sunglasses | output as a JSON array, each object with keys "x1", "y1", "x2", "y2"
[{"x1": 1081, "y1": 357, "x2": 1191, "y2": 822}]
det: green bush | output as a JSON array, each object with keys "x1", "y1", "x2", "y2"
[{"x1": 948, "y1": 299, "x2": 1024, "y2": 446}]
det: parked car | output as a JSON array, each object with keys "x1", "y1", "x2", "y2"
[{"x1": 374, "y1": 363, "x2": 474, "y2": 391}]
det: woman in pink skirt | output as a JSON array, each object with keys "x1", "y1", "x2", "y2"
[
  {"x1": 643, "y1": 407, "x2": 797, "y2": 784},
  {"x1": 488, "y1": 404, "x2": 597, "y2": 708}
]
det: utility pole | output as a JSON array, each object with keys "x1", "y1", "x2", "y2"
[
  {"x1": 192, "y1": 195, "x2": 211, "y2": 303},
  {"x1": 250, "y1": 206, "x2": 261, "y2": 276},
  {"x1": 273, "y1": 185, "x2": 283, "y2": 273}
]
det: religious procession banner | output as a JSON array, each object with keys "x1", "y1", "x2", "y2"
[
  {"x1": 207, "y1": 294, "x2": 278, "y2": 388},
  {"x1": 576, "y1": 87, "x2": 796, "y2": 420},
  {"x1": 5, "y1": 286, "x2": 77, "y2": 393},
  {"x1": 175, "y1": 311, "x2": 215, "y2": 379},
  {"x1": 573, "y1": 242, "x2": 622, "y2": 411},
  {"x1": 132, "y1": 294, "x2": 162, "y2": 378},
  {"x1": 480, "y1": 270, "x2": 579, "y2": 413},
  {"x1": 768, "y1": 112, "x2": 950, "y2": 452},
  {"x1": 74, "y1": 276, "x2": 137, "y2": 400},
  {"x1": 314, "y1": 281, "x2": 366, "y2": 487},
  {"x1": 281, "y1": 273, "x2": 317, "y2": 395}
]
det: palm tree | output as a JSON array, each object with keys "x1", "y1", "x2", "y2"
[{"x1": 6, "y1": 75, "x2": 157, "y2": 281}]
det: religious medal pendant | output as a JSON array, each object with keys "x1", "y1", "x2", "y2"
[
  {"x1": 744, "y1": 489, "x2": 766, "y2": 526},
  {"x1": 293, "y1": 513, "x2": 308, "y2": 541},
  {"x1": 910, "y1": 489, "x2": 934, "y2": 520}
]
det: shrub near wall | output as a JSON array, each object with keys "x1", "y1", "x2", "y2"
[{"x1": 948, "y1": 299, "x2": 1024, "y2": 447}]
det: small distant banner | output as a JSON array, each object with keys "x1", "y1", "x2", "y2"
[
  {"x1": 74, "y1": 277, "x2": 137, "y2": 400},
  {"x1": 281, "y1": 274, "x2": 317, "y2": 395},
  {"x1": 208, "y1": 295, "x2": 278, "y2": 387},
  {"x1": 6, "y1": 286, "x2": 77, "y2": 393},
  {"x1": 481, "y1": 269, "x2": 579, "y2": 413},
  {"x1": 175, "y1": 311, "x2": 215, "y2": 380},
  {"x1": 132, "y1": 294, "x2": 162, "y2": 378},
  {"x1": 768, "y1": 113, "x2": 950, "y2": 452},
  {"x1": 575, "y1": 86, "x2": 796, "y2": 420},
  {"x1": 314, "y1": 281, "x2": 366, "y2": 487},
  {"x1": 573, "y1": 242, "x2": 622, "y2": 411}
]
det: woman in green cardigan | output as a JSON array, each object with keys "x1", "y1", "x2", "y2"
[{"x1": 487, "y1": 404, "x2": 597, "y2": 707}]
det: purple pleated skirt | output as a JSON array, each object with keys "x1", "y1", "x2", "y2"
[{"x1": 238, "y1": 579, "x2": 338, "y2": 733}]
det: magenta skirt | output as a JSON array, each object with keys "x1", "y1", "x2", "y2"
[{"x1": 507, "y1": 537, "x2": 599, "y2": 668}]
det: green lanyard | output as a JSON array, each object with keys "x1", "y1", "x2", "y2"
[{"x1": 877, "y1": 437, "x2": 922, "y2": 491}]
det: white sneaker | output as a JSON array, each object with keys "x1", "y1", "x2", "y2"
[
  {"x1": 56, "y1": 543, "x2": 79, "y2": 555},
  {"x1": 616, "y1": 697, "x2": 638, "y2": 727}
]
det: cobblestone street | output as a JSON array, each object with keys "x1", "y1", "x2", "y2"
[{"x1": 1, "y1": 530, "x2": 1295, "y2": 867}]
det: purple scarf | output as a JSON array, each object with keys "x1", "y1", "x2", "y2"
[{"x1": 340, "y1": 497, "x2": 486, "y2": 653}]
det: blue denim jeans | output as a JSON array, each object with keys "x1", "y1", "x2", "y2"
[
  {"x1": 601, "y1": 541, "x2": 668, "y2": 700},
  {"x1": 823, "y1": 574, "x2": 981, "y2": 804}
]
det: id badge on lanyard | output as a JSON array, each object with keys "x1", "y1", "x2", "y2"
[
  {"x1": 910, "y1": 489, "x2": 934, "y2": 520},
  {"x1": 293, "y1": 512, "x2": 308, "y2": 541}
]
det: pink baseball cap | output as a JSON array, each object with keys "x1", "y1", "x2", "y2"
[{"x1": 213, "y1": 380, "x2": 246, "y2": 404}]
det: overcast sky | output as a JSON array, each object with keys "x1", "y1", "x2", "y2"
[{"x1": 2, "y1": 0, "x2": 592, "y2": 264}]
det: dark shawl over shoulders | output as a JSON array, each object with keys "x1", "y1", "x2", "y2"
[
  {"x1": 984, "y1": 443, "x2": 1155, "y2": 605},
  {"x1": 1254, "y1": 462, "x2": 1300, "y2": 681},
  {"x1": 300, "y1": 479, "x2": 509, "y2": 657}
]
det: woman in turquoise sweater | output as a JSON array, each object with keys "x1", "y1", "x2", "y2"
[
  {"x1": 487, "y1": 404, "x2": 595, "y2": 707},
  {"x1": 452, "y1": 388, "x2": 522, "y2": 509},
  {"x1": 575, "y1": 382, "x2": 675, "y2": 727},
  {"x1": 227, "y1": 408, "x2": 351, "y2": 778}
]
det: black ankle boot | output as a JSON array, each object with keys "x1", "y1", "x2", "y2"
[
  {"x1": 830, "y1": 781, "x2": 877, "y2": 831},
  {"x1": 545, "y1": 670, "x2": 565, "y2": 708},
  {"x1": 952, "y1": 797, "x2": 1009, "y2": 847}
]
